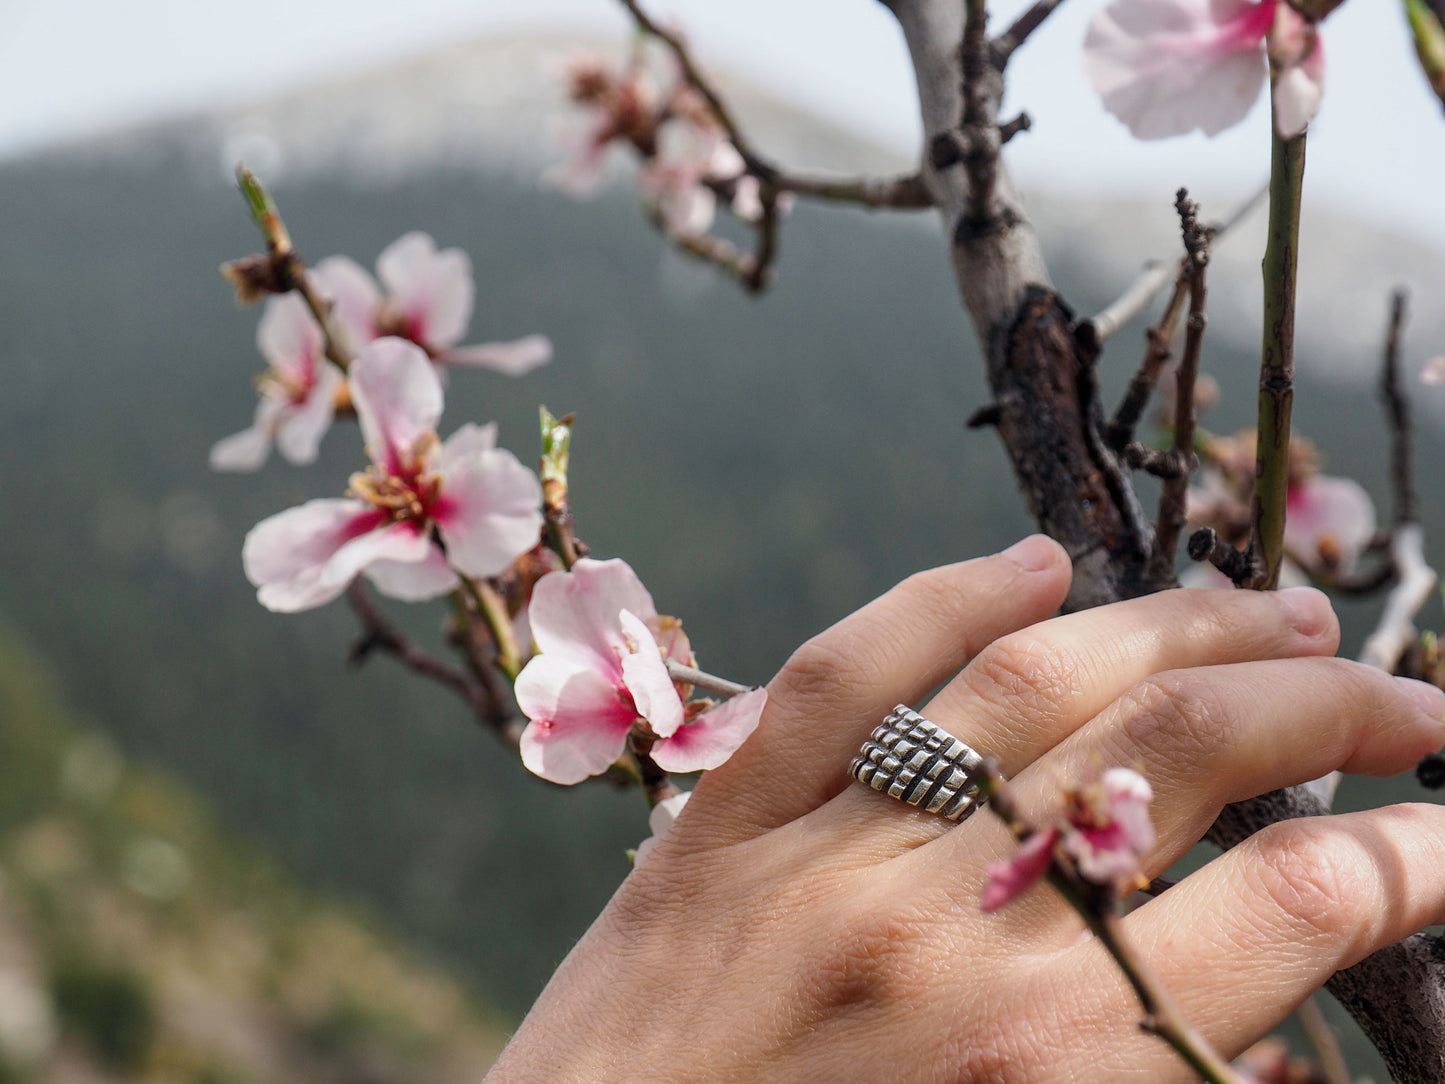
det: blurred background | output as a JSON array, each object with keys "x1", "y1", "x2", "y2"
[{"x1": 1, "y1": 0, "x2": 1443, "y2": 1079}]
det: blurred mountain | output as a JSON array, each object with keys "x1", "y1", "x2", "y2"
[
  {"x1": 0, "y1": 618, "x2": 507, "y2": 1080},
  {"x1": 2, "y1": 32, "x2": 1442, "y2": 1072}
]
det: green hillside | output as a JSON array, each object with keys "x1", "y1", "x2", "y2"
[
  {"x1": 0, "y1": 618, "x2": 508, "y2": 1080},
  {"x1": 0, "y1": 140, "x2": 1438, "y2": 1051}
]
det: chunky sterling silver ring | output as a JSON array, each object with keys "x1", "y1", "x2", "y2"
[{"x1": 848, "y1": 705, "x2": 987, "y2": 822}]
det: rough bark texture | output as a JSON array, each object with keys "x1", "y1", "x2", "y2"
[{"x1": 881, "y1": 0, "x2": 1445, "y2": 1077}]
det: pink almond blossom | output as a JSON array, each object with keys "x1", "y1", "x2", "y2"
[
  {"x1": 981, "y1": 767, "x2": 1155, "y2": 911},
  {"x1": 242, "y1": 338, "x2": 543, "y2": 612},
  {"x1": 1085, "y1": 0, "x2": 1325, "y2": 140},
  {"x1": 544, "y1": 51, "x2": 665, "y2": 195},
  {"x1": 514, "y1": 558, "x2": 767, "y2": 784},
  {"x1": 633, "y1": 790, "x2": 691, "y2": 868},
  {"x1": 312, "y1": 232, "x2": 552, "y2": 377},
  {"x1": 1283, "y1": 474, "x2": 1376, "y2": 576},
  {"x1": 210, "y1": 294, "x2": 344, "y2": 472}
]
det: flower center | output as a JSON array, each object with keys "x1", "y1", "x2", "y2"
[
  {"x1": 375, "y1": 302, "x2": 430, "y2": 353},
  {"x1": 348, "y1": 433, "x2": 442, "y2": 524}
]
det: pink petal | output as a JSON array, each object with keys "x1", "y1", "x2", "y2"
[
  {"x1": 242, "y1": 499, "x2": 383, "y2": 612},
  {"x1": 433, "y1": 446, "x2": 543, "y2": 579},
  {"x1": 364, "y1": 543, "x2": 459, "y2": 601},
  {"x1": 376, "y1": 232, "x2": 474, "y2": 350},
  {"x1": 618, "y1": 609, "x2": 685, "y2": 738},
  {"x1": 1102, "y1": 768, "x2": 1156, "y2": 855},
  {"x1": 210, "y1": 396, "x2": 286, "y2": 472},
  {"x1": 651, "y1": 687, "x2": 767, "y2": 773},
  {"x1": 1084, "y1": 0, "x2": 1271, "y2": 139},
  {"x1": 1284, "y1": 475, "x2": 1376, "y2": 573},
  {"x1": 440, "y1": 335, "x2": 554, "y2": 376},
  {"x1": 981, "y1": 828, "x2": 1058, "y2": 912},
  {"x1": 256, "y1": 293, "x2": 326, "y2": 384},
  {"x1": 1270, "y1": 33, "x2": 1324, "y2": 138},
  {"x1": 274, "y1": 363, "x2": 343, "y2": 466},
  {"x1": 317, "y1": 520, "x2": 434, "y2": 598},
  {"x1": 527, "y1": 559, "x2": 660, "y2": 677},
  {"x1": 516, "y1": 656, "x2": 637, "y2": 784},
  {"x1": 348, "y1": 338, "x2": 444, "y2": 474},
  {"x1": 436, "y1": 421, "x2": 498, "y2": 470},
  {"x1": 634, "y1": 790, "x2": 692, "y2": 867},
  {"x1": 662, "y1": 185, "x2": 717, "y2": 238},
  {"x1": 1422, "y1": 356, "x2": 1445, "y2": 384},
  {"x1": 311, "y1": 256, "x2": 382, "y2": 354}
]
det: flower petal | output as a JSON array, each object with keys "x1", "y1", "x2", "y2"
[
  {"x1": 348, "y1": 338, "x2": 444, "y2": 473},
  {"x1": 516, "y1": 657, "x2": 636, "y2": 784},
  {"x1": 364, "y1": 543, "x2": 459, "y2": 601},
  {"x1": 440, "y1": 335, "x2": 554, "y2": 376},
  {"x1": 256, "y1": 293, "x2": 325, "y2": 382},
  {"x1": 634, "y1": 790, "x2": 692, "y2": 867},
  {"x1": 274, "y1": 363, "x2": 343, "y2": 466},
  {"x1": 1284, "y1": 475, "x2": 1376, "y2": 573},
  {"x1": 1422, "y1": 356, "x2": 1445, "y2": 384},
  {"x1": 311, "y1": 255, "x2": 382, "y2": 354},
  {"x1": 618, "y1": 609, "x2": 685, "y2": 738},
  {"x1": 210, "y1": 396, "x2": 286, "y2": 472},
  {"x1": 433, "y1": 446, "x2": 543, "y2": 579},
  {"x1": 1271, "y1": 33, "x2": 1324, "y2": 138},
  {"x1": 651, "y1": 687, "x2": 766, "y2": 773},
  {"x1": 1084, "y1": 0, "x2": 1271, "y2": 139},
  {"x1": 242, "y1": 499, "x2": 382, "y2": 612},
  {"x1": 527, "y1": 558, "x2": 660, "y2": 676},
  {"x1": 982, "y1": 827, "x2": 1058, "y2": 912},
  {"x1": 436, "y1": 421, "x2": 498, "y2": 471},
  {"x1": 376, "y1": 232, "x2": 475, "y2": 350}
]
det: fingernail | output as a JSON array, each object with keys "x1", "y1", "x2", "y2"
[
  {"x1": 1274, "y1": 586, "x2": 1332, "y2": 637},
  {"x1": 1396, "y1": 676, "x2": 1445, "y2": 721},
  {"x1": 1001, "y1": 535, "x2": 1059, "y2": 572}
]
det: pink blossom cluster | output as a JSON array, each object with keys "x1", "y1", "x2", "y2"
[
  {"x1": 213, "y1": 233, "x2": 552, "y2": 472},
  {"x1": 1085, "y1": 0, "x2": 1325, "y2": 139},
  {"x1": 982, "y1": 767, "x2": 1156, "y2": 912},
  {"x1": 546, "y1": 48, "x2": 770, "y2": 239},
  {"x1": 514, "y1": 559, "x2": 767, "y2": 785},
  {"x1": 216, "y1": 230, "x2": 764, "y2": 787}
]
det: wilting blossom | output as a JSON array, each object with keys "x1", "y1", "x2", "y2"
[
  {"x1": 633, "y1": 790, "x2": 691, "y2": 867},
  {"x1": 982, "y1": 767, "x2": 1156, "y2": 912},
  {"x1": 1283, "y1": 474, "x2": 1376, "y2": 575},
  {"x1": 312, "y1": 232, "x2": 552, "y2": 377},
  {"x1": 1085, "y1": 0, "x2": 1324, "y2": 139},
  {"x1": 514, "y1": 558, "x2": 767, "y2": 784},
  {"x1": 210, "y1": 294, "x2": 345, "y2": 472},
  {"x1": 242, "y1": 338, "x2": 543, "y2": 612}
]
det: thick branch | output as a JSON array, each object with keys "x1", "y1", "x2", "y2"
[{"x1": 885, "y1": 0, "x2": 1445, "y2": 1072}]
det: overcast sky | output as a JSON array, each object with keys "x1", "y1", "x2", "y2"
[{"x1": 5, "y1": 0, "x2": 1443, "y2": 242}]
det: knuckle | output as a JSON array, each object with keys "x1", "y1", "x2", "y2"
[
  {"x1": 1117, "y1": 672, "x2": 1229, "y2": 768},
  {"x1": 963, "y1": 635, "x2": 1081, "y2": 723},
  {"x1": 1245, "y1": 822, "x2": 1372, "y2": 950},
  {"x1": 771, "y1": 633, "x2": 859, "y2": 707},
  {"x1": 797, "y1": 903, "x2": 940, "y2": 1018}
]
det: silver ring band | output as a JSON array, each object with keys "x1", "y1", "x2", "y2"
[{"x1": 848, "y1": 705, "x2": 986, "y2": 821}]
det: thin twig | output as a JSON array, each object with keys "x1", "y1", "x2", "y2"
[
  {"x1": 1082, "y1": 183, "x2": 1267, "y2": 345},
  {"x1": 1150, "y1": 192, "x2": 1209, "y2": 582},
  {"x1": 1360, "y1": 525, "x2": 1438, "y2": 673},
  {"x1": 664, "y1": 659, "x2": 752, "y2": 698},
  {"x1": 772, "y1": 170, "x2": 933, "y2": 209},
  {"x1": 1105, "y1": 267, "x2": 1190, "y2": 451},
  {"x1": 978, "y1": 765, "x2": 1244, "y2": 1084},
  {"x1": 1187, "y1": 527, "x2": 1257, "y2": 586},
  {"x1": 991, "y1": 0, "x2": 1067, "y2": 65},
  {"x1": 1296, "y1": 995, "x2": 1352, "y2": 1084},
  {"x1": 347, "y1": 581, "x2": 524, "y2": 747},
  {"x1": 1382, "y1": 289, "x2": 1416, "y2": 525},
  {"x1": 233, "y1": 165, "x2": 351, "y2": 369}
]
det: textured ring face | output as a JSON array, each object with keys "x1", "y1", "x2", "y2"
[{"x1": 848, "y1": 705, "x2": 986, "y2": 821}]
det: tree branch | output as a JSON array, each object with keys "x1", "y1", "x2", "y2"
[
  {"x1": 990, "y1": 0, "x2": 1067, "y2": 66},
  {"x1": 346, "y1": 581, "x2": 525, "y2": 748}
]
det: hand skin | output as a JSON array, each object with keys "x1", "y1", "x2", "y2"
[{"x1": 485, "y1": 535, "x2": 1445, "y2": 1083}]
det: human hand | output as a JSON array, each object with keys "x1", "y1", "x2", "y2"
[{"x1": 485, "y1": 535, "x2": 1445, "y2": 1082}]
